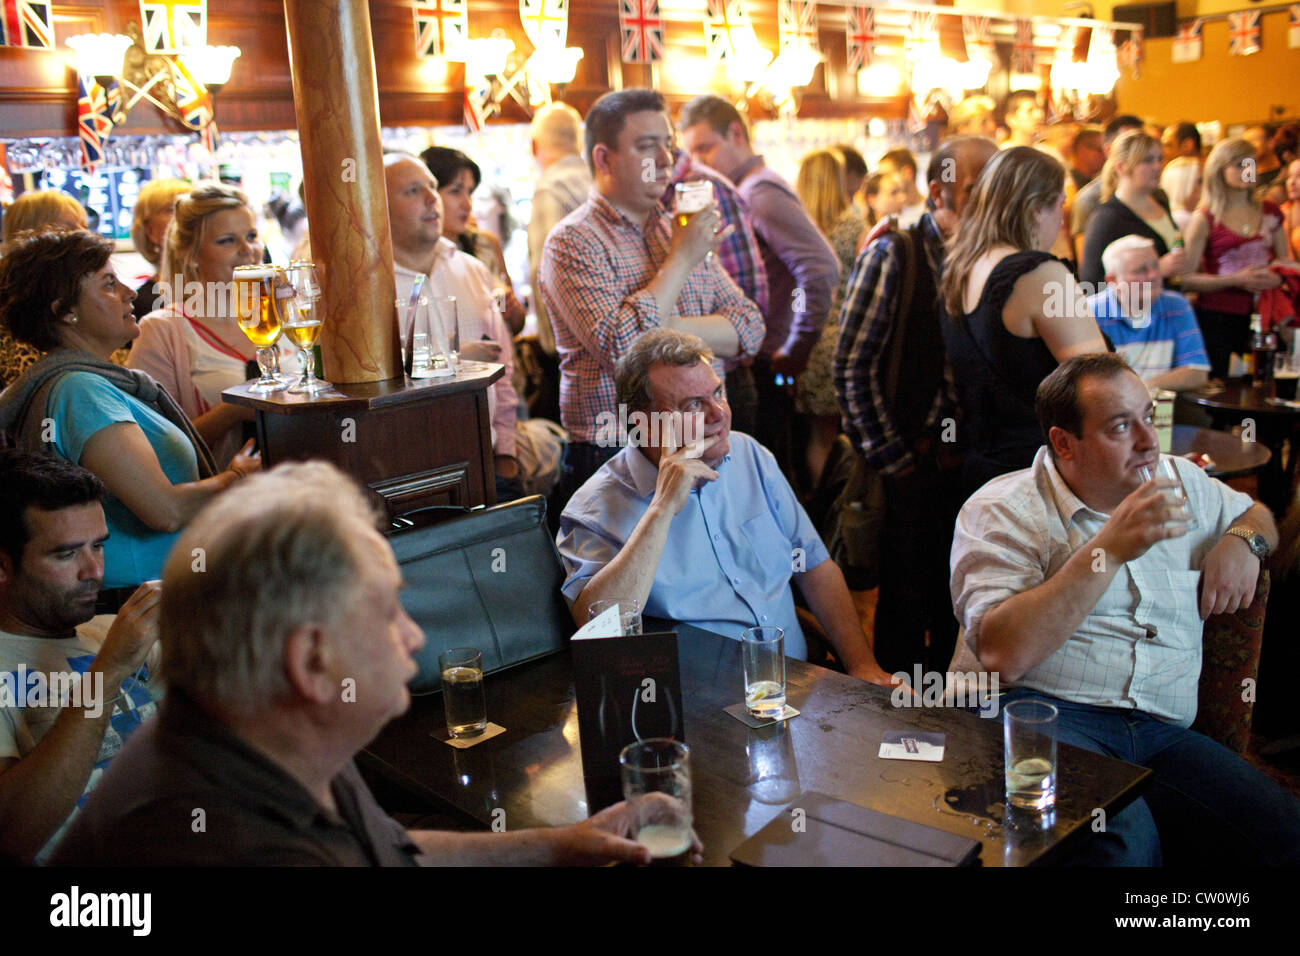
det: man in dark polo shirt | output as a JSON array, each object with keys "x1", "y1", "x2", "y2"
[{"x1": 54, "y1": 462, "x2": 693, "y2": 866}]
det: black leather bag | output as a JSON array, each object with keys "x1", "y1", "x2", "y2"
[{"x1": 387, "y1": 495, "x2": 572, "y2": 694}]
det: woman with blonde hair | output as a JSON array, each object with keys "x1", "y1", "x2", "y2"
[
  {"x1": 127, "y1": 182, "x2": 263, "y2": 466},
  {"x1": 1, "y1": 190, "x2": 87, "y2": 247},
  {"x1": 1080, "y1": 129, "x2": 1185, "y2": 285},
  {"x1": 129, "y1": 177, "x2": 191, "y2": 320},
  {"x1": 793, "y1": 148, "x2": 865, "y2": 488},
  {"x1": 941, "y1": 146, "x2": 1106, "y2": 493},
  {"x1": 1160, "y1": 156, "x2": 1202, "y2": 230},
  {"x1": 1182, "y1": 137, "x2": 1297, "y2": 378}
]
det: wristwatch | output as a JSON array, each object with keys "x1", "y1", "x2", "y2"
[{"x1": 1224, "y1": 527, "x2": 1270, "y2": 560}]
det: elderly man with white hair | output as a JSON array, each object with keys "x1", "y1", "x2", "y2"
[{"x1": 1087, "y1": 234, "x2": 1210, "y2": 392}]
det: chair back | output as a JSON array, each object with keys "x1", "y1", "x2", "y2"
[
  {"x1": 1194, "y1": 570, "x2": 1270, "y2": 753},
  {"x1": 388, "y1": 495, "x2": 572, "y2": 693}
]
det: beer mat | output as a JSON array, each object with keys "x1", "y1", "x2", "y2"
[
  {"x1": 432, "y1": 722, "x2": 507, "y2": 748},
  {"x1": 729, "y1": 791, "x2": 981, "y2": 867},
  {"x1": 878, "y1": 731, "x2": 946, "y2": 762},
  {"x1": 1266, "y1": 397, "x2": 1300, "y2": 409},
  {"x1": 724, "y1": 703, "x2": 799, "y2": 727}
]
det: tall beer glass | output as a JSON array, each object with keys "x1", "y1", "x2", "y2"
[
  {"x1": 233, "y1": 265, "x2": 289, "y2": 393},
  {"x1": 284, "y1": 260, "x2": 328, "y2": 395},
  {"x1": 674, "y1": 180, "x2": 714, "y2": 262}
]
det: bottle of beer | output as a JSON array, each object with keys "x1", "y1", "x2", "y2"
[{"x1": 1251, "y1": 307, "x2": 1277, "y2": 394}]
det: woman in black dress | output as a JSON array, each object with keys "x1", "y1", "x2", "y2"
[{"x1": 940, "y1": 147, "x2": 1107, "y2": 496}]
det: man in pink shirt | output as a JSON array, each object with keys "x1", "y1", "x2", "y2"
[{"x1": 384, "y1": 153, "x2": 523, "y2": 501}]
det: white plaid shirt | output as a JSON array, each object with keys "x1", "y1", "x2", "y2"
[{"x1": 951, "y1": 447, "x2": 1253, "y2": 726}]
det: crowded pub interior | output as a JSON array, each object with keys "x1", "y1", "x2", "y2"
[{"x1": 1, "y1": 0, "x2": 1298, "y2": 905}]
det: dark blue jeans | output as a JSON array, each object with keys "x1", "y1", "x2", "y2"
[{"x1": 999, "y1": 689, "x2": 1300, "y2": 866}]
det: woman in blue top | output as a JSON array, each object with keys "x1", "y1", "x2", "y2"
[{"x1": 0, "y1": 229, "x2": 260, "y2": 599}]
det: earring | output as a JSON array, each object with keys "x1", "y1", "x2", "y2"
[{"x1": 68, "y1": 314, "x2": 78, "y2": 324}]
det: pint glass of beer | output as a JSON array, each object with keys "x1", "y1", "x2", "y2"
[
  {"x1": 233, "y1": 264, "x2": 290, "y2": 393},
  {"x1": 619, "y1": 738, "x2": 692, "y2": 865},
  {"x1": 674, "y1": 180, "x2": 714, "y2": 262}
]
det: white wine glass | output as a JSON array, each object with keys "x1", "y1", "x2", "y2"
[{"x1": 285, "y1": 260, "x2": 328, "y2": 395}]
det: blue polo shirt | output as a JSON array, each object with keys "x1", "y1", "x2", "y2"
[
  {"x1": 557, "y1": 432, "x2": 827, "y2": 659},
  {"x1": 1088, "y1": 288, "x2": 1210, "y2": 383}
]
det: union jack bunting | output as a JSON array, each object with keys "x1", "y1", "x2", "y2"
[
  {"x1": 1171, "y1": 18, "x2": 1203, "y2": 63},
  {"x1": 0, "y1": 0, "x2": 54, "y2": 49},
  {"x1": 171, "y1": 55, "x2": 212, "y2": 136},
  {"x1": 1227, "y1": 11, "x2": 1260, "y2": 57},
  {"x1": 778, "y1": 0, "x2": 818, "y2": 52},
  {"x1": 704, "y1": 0, "x2": 750, "y2": 61},
  {"x1": 962, "y1": 15, "x2": 994, "y2": 62},
  {"x1": 845, "y1": 4, "x2": 875, "y2": 72},
  {"x1": 1012, "y1": 18, "x2": 1036, "y2": 73},
  {"x1": 519, "y1": 0, "x2": 568, "y2": 50},
  {"x1": 904, "y1": 10, "x2": 936, "y2": 63},
  {"x1": 1288, "y1": 4, "x2": 1300, "y2": 49},
  {"x1": 1118, "y1": 27, "x2": 1142, "y2": 78},
  {"x1": 77, "y1": 74, "x2": 112, "y2": 169},
  {"x1": 618, "y1": 0, "x2": 664, "y2": 63},
  {"x1": 139, "y1": 0, "x2": 206, "y2": 54},
  {"x1": 414, "y1": 0, "x2": 468, "y2": 59}
]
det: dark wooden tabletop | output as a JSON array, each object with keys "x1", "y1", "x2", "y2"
[
  {"x1": 364, "y1": 626, "x2": 1150, "y2": 867},
  {"x1": 222, "y1": 361, "x2": 503, "y2": 414},
  {"x1": 1186, "y1": 381, "x2": 1300, "y2": 419},
  {"x1": 1170, "y1": 424, "x2": 1272, "y2": 479}
]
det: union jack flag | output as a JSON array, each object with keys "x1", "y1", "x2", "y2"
[
  {"x1": 1171, "y1": 18, "x2": 1203, "y2": 63},
  {"x1": 1289, "y1": 4, "x2": 1300, "y2": 49},
  {"x1": 846, "y1": 4, "x2": 875, "y2": 72},
  {"x1": 1013, "y1": 18, "x2": 1036, "y2": 73},
  {"x1": 139, "y1": 0, "x2": 206, "y2": 54},
  {"x1": 778, "y1": 0, "x2": 818, "y2": 53},
  {"x1": 77, "y1": 74, "x2": 113, "y2": 169},
  {"x1": 414, "y1": 0, "x2": 467, "y2": 59},
  {"x1": 520, "y1": 0, "x2": 568, "y2": 50},
  {"x1": 962, "y1": 15, "x2": 994, "y2": 62},
  {"x1": 1118, "y1": 27, "x2": 1143, "y2": 78},
  {"x1": 904, "y1": 10, "x2": 936, "y2": 63},
  {"x1": 1227, "y1": 11, "x2": 1260, "y2": 57},
  {"x1": 618, "y1": 0, "x2": 664, "y2": 63},
  {"x1": 0, "y1": 0, "x2": 54, "y2": 49},
  {"x1": 704, "y1": 0, "x2": 750, "y2": 61}
]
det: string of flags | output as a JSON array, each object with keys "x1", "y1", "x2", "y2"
[{"x1": 0, "y1": 0, "x2": 53, "y2": 48}]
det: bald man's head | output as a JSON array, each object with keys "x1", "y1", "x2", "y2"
[{"x1": 531, "y1": 103, "x2": 584, "y2": 162}]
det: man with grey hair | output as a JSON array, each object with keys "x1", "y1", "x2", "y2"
[
  {"x1": 1087, "y1": 234, "x2": 1209, "y2": 393},
  {"x1": 54, "y1": 461, "x2": 697, "y2": 865},
  {"x1": 558, "y1": 329, "x2": 895, "y2": 686},
  {"x1": 528, "y1": 102, "x2": 590, "y2": 361}
]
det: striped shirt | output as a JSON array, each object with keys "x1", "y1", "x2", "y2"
[
  {"x1": 538, "y1": 191, "x2": 765, "y2": 443},
  {"x1": 951, "y1": 447, "x2": 1253, "y2": 726},
  {"x1": 1088, "y1": 287, "x2": 1210, "y2": 383}
]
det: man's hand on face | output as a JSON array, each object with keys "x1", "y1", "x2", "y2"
[
  {"x1": 1199, "y1": 534, "x2": 1260, "y2": 620},
  {"x1": 93, "y1": 580, "x2": 162, "y2": 686},
  {"x1": 651, "y1": 434, "x2": 721, "y2": 517},
  {"x1": 1094, "y1": 477, "x2": 1188, "y2": 564},
  {"x1": 669, "y1": 202, "x2": 730, "y2": 269}
]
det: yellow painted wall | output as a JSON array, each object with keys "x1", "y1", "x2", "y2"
[{"x1": 1116, "y1": 13, "x2": 1300, "y2": 127}]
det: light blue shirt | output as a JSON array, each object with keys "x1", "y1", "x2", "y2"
[
  {"x1": 47, "y1": 372, "x2": 198, "y2": 588},
  {"x1": 557, "y1": 432, "x2": 828, "y2": 659},
  {"x1": 1088, "y1": 287, "x2": 1210, "y2": 383}
]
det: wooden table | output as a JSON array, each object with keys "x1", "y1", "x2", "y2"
[
  {"x1": 1185, "y1": 381, "x2": 1300, "y2": 512},
  {"x1": 1170, "y1": 424, "x2": 1272, "y2": 480},
  {"x1": 362, "y1": 626, "x2": 1150, "y2": 867}
]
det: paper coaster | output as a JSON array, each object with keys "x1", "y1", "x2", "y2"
[
  {"x1": 724, "y1": 702, "x2": 799, "y2": 727},
  {"x1": 433, "y1": 722, "x2": 507, "y2": 748}
]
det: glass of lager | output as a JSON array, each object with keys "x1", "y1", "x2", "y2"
[
  {"x1": 1003, "y1": 699, "x2": 1058, "y2": 811},
  {"x1": 619, "y1": 738, "x2": 692, "y2": 865},
  {"x1": 233, "y1": 265, "x2": 290, "y2": 393},
  {"x1": 439, "y1": 647, "x2": 487, "y2": 738},
  {"x1": 674, "y1": 180, "x2": 714, "y2": 261},
  {"x1": 284, "y1": 261, "x2": 329, "y2": 395}
]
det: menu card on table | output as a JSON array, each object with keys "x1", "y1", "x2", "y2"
[{"x1": 571, "y1": 606, "x2": 685, "y2": 812}]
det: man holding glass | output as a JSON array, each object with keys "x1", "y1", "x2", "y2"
[
  {"x1": 53, "y1": 462, "x2": 699, "y2": 866},
  {"x1": 538, "y1": 89, "x2": 764, "y2": 506},
  {"x1": 950, "y1": 353, "x2": 1298, "y2": 865}
]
